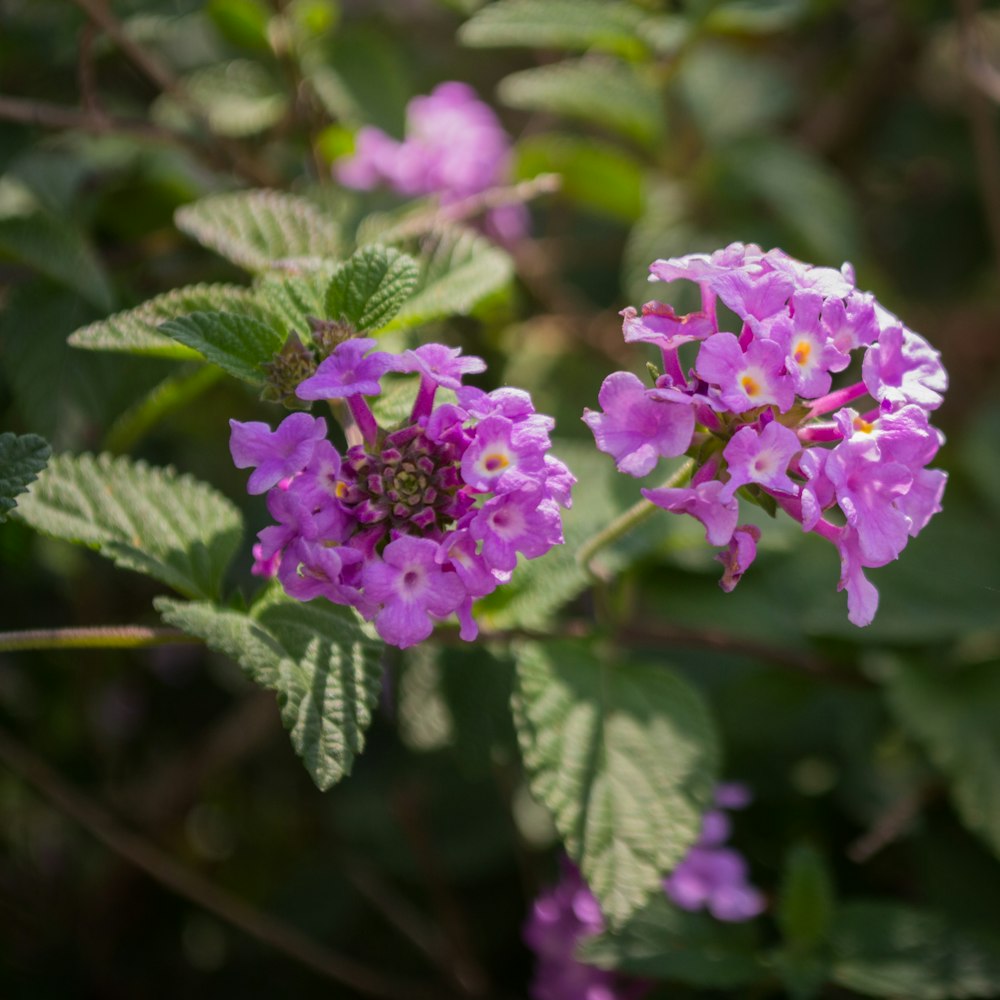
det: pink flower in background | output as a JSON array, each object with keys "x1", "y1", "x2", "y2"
[
  {"x1": 584, "y1": 243, "x2": 948, "y2": 626},
  {"x1": 335, "y1": 81, "x2": 528, "y2": 243}
]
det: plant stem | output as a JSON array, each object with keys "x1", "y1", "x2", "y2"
[
  {"x1": 0, "y1": 626, "x2": 200, "y2": 653},
  {"x1": 576, "y1": 458, "x2": 695, "y2": 579}
]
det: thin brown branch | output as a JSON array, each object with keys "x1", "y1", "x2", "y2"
[
  {"x1": 0, "y1": 625, "x2": 200, "y2": 652},
  {"x1": 66, "y1": 0, "x2": 280, "y2": 186},
  {"x1": 0, "y1": 94, "x2": 172, "y2": 139},
  {"x1": 0, "y1": 724, "x2": 444, "y2": 1000},
  {"x1": 848, "y1": 782, "x2": 943, "y2": 863}
]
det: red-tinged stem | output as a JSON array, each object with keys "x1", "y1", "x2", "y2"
[
  {"x1": 348, "y1": 395, "x2": 379, "y2": 447},
  {"x1": 807, "y1": 381, "x2": 868, "y2": 418}
]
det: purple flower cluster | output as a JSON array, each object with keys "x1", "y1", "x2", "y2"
[
  {"x1": 335, "y1": 81, "x2": 527, "y2": 243},
  {"x1": 663, "y1": 782, "x2": 765, "y2": 921},
  {"x1": 524, "y1": 785, "x2": 762, "y2": 1000},
  {"x1": 523, "y1": 859, "x2": 650, "y2": 1000},
  {"x1": 230, "y1": 340, "x2": 572, "y2": 648},
  {"x1": 584, "y1": 243, "x2": 948, "y2": 626}
]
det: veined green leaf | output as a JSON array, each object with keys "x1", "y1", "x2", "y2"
[
  {"x1": 514, "y1": 640, "x2": 719, "y2": 925},
  {"x1": 581, "y1": 891, "x2": 764, "y2": 987},
  {"x1": 254, "y1": 267, "x2": 339, "y2": 338},
  {"x1": 0, "y1": 432, "x2": 50, "y2": 523},
  {"x1": 886, "y1": 660, "x2": 1000, "y2": 859},
  {"x1": 326, "y1": 245, "x2": 420, "y2": 331},
  {"x1": 159, "y1": 310, "x2": 284, "y2": 384},
  {"x1": 383, "y1": 228, "x2": 514, "y2": 331},
  {"x1": 69, "y1": 283, "x2": 268, "y2": 358},
  {"x1": 14, "y1": 453, "x2": 242, "y2": 600},
  {"x1": 156, "y1": 590, "x2": 383, "y2": 791},
  {"x1": 459, "y1": 0, "x2": 646, "y2": 58},
  {"x1": 0, "y1": 211, "x2": 114, "y2": 311},
  {"x1": 175, "y1": 190, "x2": 342, "y2": 271},
  {"x1": 831, "y1": 901, "x2": 1000, "y2": 999},
  {"x1": 499, "y1": 58, "x2": 664, "y2": 148}
]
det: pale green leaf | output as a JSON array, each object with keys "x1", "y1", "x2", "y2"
[
  {"x1": 0, "y1": 432, "x2": 50, "y2": 523},
  {"x1": 514, "y1": 640, "x2": 719, "y2": 925},
  {"x1": 383, "y1": 228, "x2": 514, "y2": 331},
  {"x1": 0, "y1": 211, "x2": 114, "y2": 311},
  {"x1": 886, "y1": 661, "x2": 1000, "y2": 858},
  {"x1": 14, "y1": 453, "x2": 242, "y2": 600},
  {"x1": 459, "y1": 0, "x2": 646, "y2": 58},
  {"x1": 581, "y1": 891, "x2": 764, "y2": 987},
  {"x1": 156, "y1": 590, "x2": 383, "y2": 791},
  {"x1": 175, "y1": 190, "x2": 342, "y2": 271},
  {"x1": 159, "y1": 310, "x2": 284, "y2": 384},
  {"x1": 706, "y1": 0, "x2": 810, "y2": 34},
  {"x1": 831, "y1": 902, "x2": 1000, "y2": 999},
  {"x1": 499, "y1": 58, "x2": 664, "y2": 148},
  {"x1": 154, "y1": 60, "x2": 288, "y2": 139},
  {"x1": 68, "y1": 283, "x2": 268, "y2": 358},
  {"x1": 326, "y1": 245, "x2": 420, "y2": 331}
]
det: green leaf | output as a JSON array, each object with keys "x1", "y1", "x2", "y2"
[
  {"x1": 159, "y1": 310, "x2": 284, "y2": 384},
  {"x1": 581, "y1": 891, "x2": 764, "y2": 988},
  {"x1": 254, "y1": 268, "x2": 338, "y2": 338},
  {"x1": 14, "y1": 453, "x2": 242, "y2": 600},
  {"x1": 155, "y1": 60, "x2": 288, "y2": 138},
  {"x1": 498, "y1": 58, "x2": 664, "y2": 148},
  {"x1": 678, "y1": 43, "x2": 796, "y2": 145},
  {"x1": 459, "y1": 0, "x2": 646, "y2": 58},
  {"x1": 515, "y1": 135, "x2": 644, "y2": 223},
  {"x1": 0, "y1": 211, "x2": 114, "y2": 311},
  {"x1": 705, "y1": 0, "x2": 811, "y2": 34},
  {"x1": 831, "y1": 901, "x2": 1000, "y2": 999},
  {"x1": 777, "y1": 843, "x2": 836, "y2": 952},
  {"x1": 68, "y1": 283, "x2": 269, "y2": 358},
  {"x1": 156, "y1": 590, "x2": 383, "y2": 791},
  {"x1": 383, "y1": 228, "x2": 514, "y2": 331},
  {"x1": 513, "y1": 639, "x2": 719, "y2": 925},
  {"x1": 175, "y1": 190, "x2": 342, "y2": 271},
  {"x1": 0, "y1": 432, "x2": 50, "y2": 523},
  {"x1": 206, "y1": 0, "x2": 271, "y2": 50},
  {"x1": 886, "y1": 660, "x2": 1000, "y2": 858},
  {"x1": 326, "y1": 245, "x2": 420, "y2": 331}
]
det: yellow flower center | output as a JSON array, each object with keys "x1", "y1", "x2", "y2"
[{"x1": 740, "y1": 374, "x2": 760, "y2": 397}]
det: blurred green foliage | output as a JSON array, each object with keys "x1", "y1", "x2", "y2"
[{"x1": 2, "y1": 0, "x2": 1000, "y2": 997}]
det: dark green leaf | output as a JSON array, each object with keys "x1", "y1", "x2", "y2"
[
  {"x1": 326, "y1": 245, "x2": 420, "y2": 331},
  {"x1": 0, "y1": 432, "x2": 50, "y2": 523},
  {"x1": 69, "y1": 284, "x2": 268, "y2": 358},
  {"x1": 14, "y1": 453, "x2": 242, "y2": 600},
  {"x1": 159, "y1": 310, "x2": 285, "y2": 384},
  {"x1": 777, "y1": 843, "x2": 836, "y2": 952},
  {"x1": 514, "y1": 639, "x2": 719, "y2": 925},
  {"x1": 157, "y1": 590, "x2": 384, "y2": 791}
]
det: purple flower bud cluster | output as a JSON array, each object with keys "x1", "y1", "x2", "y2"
[
  {"x1": 584, "y1": 243, "x2": 948, "y2": 626},
  {"x1": 230, "y1": 340, "x2": 573, "y2": 649},
  {"x1": 523, "y1": 785, "x2": 762, "y2": 1000},
  {"x1": 335, "y1": 81, "x2": 528, "y2": 243}
]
